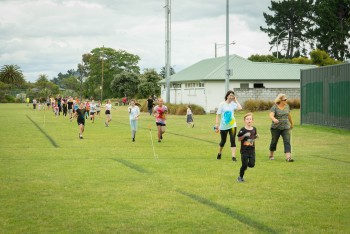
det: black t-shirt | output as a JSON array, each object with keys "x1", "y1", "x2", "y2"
[
  {"x1": 76, "y1": 108, "x2": 86, "y2": 122},
  {"x1": 68, "y1": 101, "x2": 74, "y2": 109},
  {"x1": 147, "y1": 98, "x2": 154, "y2": 108},
  {"x1": 237, "y1": 127, "x2": 257, "y2": 154}
]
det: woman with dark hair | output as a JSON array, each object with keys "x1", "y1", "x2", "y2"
[{"x1": 215, "y1": 90, "x2": 242, "y2": 161}]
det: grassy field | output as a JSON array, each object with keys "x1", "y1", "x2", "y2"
[{"x1": 0, "y1": 103, "x2": 349, "y2": 233}]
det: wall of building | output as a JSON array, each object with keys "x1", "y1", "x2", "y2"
[{"x1": 161, "y1": 82, "x2": 301, "y2": 113}]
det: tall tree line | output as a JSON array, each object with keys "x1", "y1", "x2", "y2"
[{"x1": 261, "y1": 0, "x2": 350, "y2": 61}]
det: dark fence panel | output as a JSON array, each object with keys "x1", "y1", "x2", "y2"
[{"x1": 301, "y1": 63, "x2": 350, "y2": 129}]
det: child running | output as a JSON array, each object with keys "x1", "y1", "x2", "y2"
[
  {"x1": 153, "y1": 98, "x2": 168, "y2": 143},
  {"x1": 104, "y1": 99, "x2": 112, "y2": 127},
  {"x1": 90, "y1": 100, "x2": 96, "y2": 123},
  {"x1": 236, "y1": 113, "x2": 259, "y2": 182},
  {"x1": 186, "y1": 105, "x2": 194, "y2": 128},
  {"x1": 128, "y1": 99, "x2": 140, "y2": 142},
  {"x1": 74, "y1": 102, "x2": 86, "y2": 139}
]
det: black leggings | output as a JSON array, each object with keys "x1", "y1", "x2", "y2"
[
  {"x1": 240, "y1": 153, "x2": 255, "y2": 177},
  {"x1": 219, "y1": 127, "x2": 237, "y2": 147}
]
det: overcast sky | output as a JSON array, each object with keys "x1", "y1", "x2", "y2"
[{"x1": 0, "y1": 0, "x2": 273, "y2": 82}]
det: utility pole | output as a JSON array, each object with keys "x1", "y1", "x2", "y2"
[
  {"x1": 165, "y1": 0, "x2": 171, "y2": 103},
  {"x1": 225, "y1": 0, "x2": 230, "y2": 93},
  {"x1": 101, "y1": 45, "x2": 104, "y2": 102}
]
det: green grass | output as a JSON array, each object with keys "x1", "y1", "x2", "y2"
[{"x1": 0, "y1": 104, "x2": 349, "y2": 233}]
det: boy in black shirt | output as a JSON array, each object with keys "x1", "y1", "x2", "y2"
[{"x1": 237, "y1": 113, "x2": 258, "y2": 182}]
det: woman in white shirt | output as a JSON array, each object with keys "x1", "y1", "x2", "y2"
[
  {"x1": 128, "y1": 99, "x2": 140, "y2": 142},
  {"x1": 215, "y1": 90, "x2": 242, "y2": 161}
]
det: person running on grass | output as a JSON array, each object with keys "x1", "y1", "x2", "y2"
[
  {"x1": 186, "y1": 105, "x2": 194, "y2": 128},
  {"x1": 237, "y1": 112, "x2": 259, "y2": 182},
  {"x1": 128, "y1": 99, "x2": 140, "y2": 142},
  {"x1": 104, "y1": 99, "x2": 112, "y2": 127},
  {"x1": 90, "y1": 100, "x2": 96, "y2": 123},
  {"x1": 215, "y1": 90, "x2": 242, "y2": 161},
  {"x1": 74, "y1": 102, "x2": 86, "y2": 139},
  {"x1": 153, "y1": 98, "x2": 168, "y2": 143},
  {"x1": 67, "y1": 97, "x2": 74, "y2": 121}
]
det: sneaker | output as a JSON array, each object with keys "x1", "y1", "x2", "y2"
[
  {"x1": 132, "y1": 138, "x2": 135, "y2": 142},
  {"x1": 269, "y1": 156, "x2": 275, "y2": 160},
  {"x1": 160, "y1": 134, "x2": 163, "y2": 140},
  {"x1": 79, "y1": 134, "x2": 83, "y2": 139},
  {"x1": 217, "y1": 153, "x2": 221, "y2": 160},
  {"x1": 192, "y1": 124, "x2": 195, "y2": 128},
  {"x1": 232, "y1": 157, "x2": 237, "y2": 162},
  {"x1": 158, "y1": 140, "x2": 161, "y2": 143},
  {"x1": 237, "y1": 176, "x2": 245, "y2": 182},
  {"x1": 286, "y1": 157, "x2": 294, "y2": 162}
]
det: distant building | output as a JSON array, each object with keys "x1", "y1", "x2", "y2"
[{"x1": 159, "y1": 55, "x2": 317, "y2": 113}]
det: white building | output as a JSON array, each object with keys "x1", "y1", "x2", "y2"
[{"x1": 159, "y1": 55, "x2": 316, "y2": 113}]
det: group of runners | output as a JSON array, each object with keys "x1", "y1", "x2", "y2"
[{"x1": 32, "y1": 91, "x2": 294, "y2": 183}]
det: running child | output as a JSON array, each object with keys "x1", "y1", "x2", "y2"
[
  {"x1": 128, "y1": 99, "x2": 140, "y2": 142},
  {"x1": 153, "y1": 98, "x2": 168, "y2": 143},
  {"x1": 186, "y1": 105, "x2": 194, "y2": 128},
  {"x1": 74, "y1": 102, "x2": 86, "y2": 139},
  {"x1": 236, "y1": 113, "x2": 259, "y2": 182}
]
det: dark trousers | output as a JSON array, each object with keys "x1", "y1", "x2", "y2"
[
  {"x1": 219, "y1": 127, "x2": 237, "y2": 147},
  {"x1": 240, "y1": 153, "x2": 255, "y2": 177},
  {"x1": 269, "y1": 128, "x2": 291, "y2": 153}
]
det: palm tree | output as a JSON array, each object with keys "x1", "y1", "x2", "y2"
[{"x1": 0, "y1": 64, "x2": 25, "y2": 87}]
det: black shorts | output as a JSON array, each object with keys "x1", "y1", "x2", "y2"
[
  {"x1": 90, "y1": 112, "x2": 95, "y2": 115},
  {"x1": 77, "y1": 119, "x2": 85, "y2": 126},
  {"x1": 105, "y1": 110, "x2": 110, "y2": 115},
  {"x1": 156, "y1": 122, "x2": 166, "y2": 126}
]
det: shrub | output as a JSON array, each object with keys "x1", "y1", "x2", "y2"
[
  {"x1": 138, "y1": 101, "x2": 205, "y2": 116},
  {"x1": 243, "y1": 99, "x2": 300, "y2": 112}
]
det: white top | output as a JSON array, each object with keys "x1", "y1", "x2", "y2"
[
  {"x1": 186, "y1": 108, "x2": 192, "y2": 115},
  {"x1": 128, "y1": 106, "x2": 140, "y2": 120},
  {"x1": 105, "y1": 103, "x2": 112, "y2": 111},
  {"x1": 216, "y1": 101, "x2": 238, "y2": 130}
]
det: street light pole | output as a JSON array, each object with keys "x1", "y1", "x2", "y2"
[{"x1": 215, "y1": 41, "x2": 235, "y2": 58}]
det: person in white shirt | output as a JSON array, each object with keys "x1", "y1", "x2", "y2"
[
  {"x1": 128, "y1": 99, "x2": 140, "y2": 142},
  {"x1": 215, "y1": 90, "x2": 242, "y2": 161},
  {"x1": 89, "y1": 100, "x2": 96, "y2": 123},
  {"x1": 104, "y1": 99, "x2": 112, "y2": 127},
  {"x1": 186, "y1": 105, "x2": 194, "y2": 128}
]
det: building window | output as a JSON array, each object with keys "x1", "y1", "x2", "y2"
[
  {"x1": 171, "y1": 83, "x2": 181, "y2": 88},
  {"x1": 240, "y1": 83, "x2": 249, "y2": 89},
  {"x1": 185, "y1": 82, "x2": 205, "y2": 88},
  {"x1": 254, "y1": 83, "x2": 265, "y2": 88}
]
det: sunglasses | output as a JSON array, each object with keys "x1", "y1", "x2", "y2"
[{"x1": 281, "y1": 99, "x2": 287, "y2": 101}]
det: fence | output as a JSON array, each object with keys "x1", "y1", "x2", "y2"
[{"x1": 300, "y1": 63, "x2": 350, "y2": 129}]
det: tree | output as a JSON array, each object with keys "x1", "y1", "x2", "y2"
[
  {"x1": 260, "y1": 0, "x2": 314, "y2": 58},
  {"x1": 0, "y1": 64, "x2": 25, "y2": 87},
  {"x1": 84, "y1": 47, "x2": 141, "y2": 99},
  {"x1": 61, "y1": 76, "x2": 79, "y2": 90},
  {"x1": 35, "y1": 74, "x2": 59, "y2": 96},
  {"x1": 110, "y1": 71, "x2": 140, "y2": 98},
  {"x1": 312, "y1": 0, "x2": 350, "y2": 61},
  {"x1": 159, "y1": 66, "x2": 176, "y2": 79},
  {"x1": 138, "y1": 69, "x2": 162, "y2": 98},
  {"x1": 310, "y1": 49, "x2": 343, "y2": 66}
]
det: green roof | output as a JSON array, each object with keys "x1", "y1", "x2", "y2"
[{"x1": 159, "y1": 55, "x2": 317, "y2": 83}]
